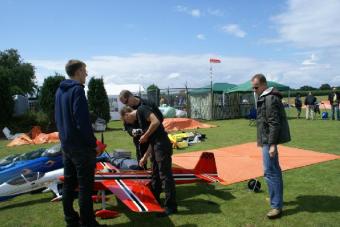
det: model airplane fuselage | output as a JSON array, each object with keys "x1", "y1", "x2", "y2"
[{"x1": 0, "y1": 168, "x2": 63, "y2": 201}]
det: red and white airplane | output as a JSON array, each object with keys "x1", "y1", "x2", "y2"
[{"x1": 58, "y1": 152, "x2": 223, "y2": 218}]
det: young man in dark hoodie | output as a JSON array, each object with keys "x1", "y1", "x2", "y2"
[
  {"x1": 55, "y1": 60, "x2": 106, "y2": 227},
  {"x1": 251, "y1": 74, "x2": 291, "y2": 219}
]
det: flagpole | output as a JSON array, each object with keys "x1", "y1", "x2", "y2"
[{"x1": 210, "y1": 62, "x2": 213, "y2": 120}]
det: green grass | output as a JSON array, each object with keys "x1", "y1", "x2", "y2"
[{"x1": 0, "y1": 109, "x2": 340, "y2": 227}]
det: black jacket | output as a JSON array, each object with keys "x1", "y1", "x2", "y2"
[
  {"x1": 256, "y1": 87, "x2": 291, "y2": 146},
  {"x1": 304, "y1": 95, "x2": 316, "y2": 106},
  {"x1": 328, "y1": 92, "x2": 340, "y2": 105},
  {"x1": 55, "y1": 79, "x2": 96, "y2": 150}
]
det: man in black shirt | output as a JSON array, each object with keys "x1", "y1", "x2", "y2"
[
  {"x1": 119, "y1": 90, "x2": 163, "y2": 166},
  {"x1": 120, "y1": 105, "x2": 177, "y2": 216}
]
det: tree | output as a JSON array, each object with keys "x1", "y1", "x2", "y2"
[
  {"x1": 147, "y1": 84, "x2": 160, "y2": 106},
  {"x1": 38, "y1": 73, "x2": 65, "y2": 131},
  {"x1": 299, "y1": 85, "x2": 317, "y2": 91},
  {"x1": 0, "y1": 49, "x2": 36, "y2": 95},
  {"x1": 320, "y1": 84, "x2": 331, "y2": 90},
  {"x1": 0, "y1": 74, "x2": 14, "y2": 128},
  {"x1": 87, "y1": 77, "x2": 111, "y2": 123}
]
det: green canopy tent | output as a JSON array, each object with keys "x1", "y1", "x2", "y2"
[
  {"x1": 226, "y1": 80, "x2": 290, "y2": 93},
  {"x1": 190, "y1": 82, "x2": 237, "y2": 95},
  {"x1": 188, "y1": 83, "x2": 237, "y2": 120},
  {"x1": 225, "y1": 80, "x2": 291, "y2": 118}
]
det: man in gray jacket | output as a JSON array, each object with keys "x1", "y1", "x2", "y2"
[{"x1": 251, "y1": 74, "x2": 291, "y2": 219}]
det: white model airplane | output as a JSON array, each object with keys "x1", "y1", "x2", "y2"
[{"x1": 0, "y1": 168, "x2": 63, "y2": 201}]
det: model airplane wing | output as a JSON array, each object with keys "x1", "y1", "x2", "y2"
[{"x1": 100, "y1": 179, "x2": 164, "y2": 213}]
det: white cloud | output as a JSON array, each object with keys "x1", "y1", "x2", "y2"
[
  {"x1": 30, "y1": 53, "x2": 340, "y2": 89},
  {"x1": 302, "y1": 54, "x2": 318, "y2": 65},
  {"x1": 191, "y1": 9, "x2": 201, "y2": 17},
  {"x1": 168, "y1": 73, "x2": 181, "y2": 79},
  {"x1": 175, "y1": 5, "x2": 201, "y2": 18},
  {"x1": 273, "y1": 0, "x2": 340, "y2": 48},
  {"x1": 196, "y1": 34, "x2": 206, "y2": 40},
  {"x1": 207, "y1": 8, "x2": 224, "y2": 17},
  {"x1": 221, "y1": 24, "x2": 246, "y2": 38}
]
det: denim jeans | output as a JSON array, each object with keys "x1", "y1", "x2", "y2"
[
  {"x1": 262, "y1": 144, "x2": 283, "y2": 209},
  {"x1": 331, "y1": 105, "x2": 340, "y2": 120}
]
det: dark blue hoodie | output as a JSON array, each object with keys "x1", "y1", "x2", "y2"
[{"x1": 55, "y1": 79, "x2": 97, "y2": 151}]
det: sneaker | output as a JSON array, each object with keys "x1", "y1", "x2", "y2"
[
  {"x1": 266, "y1": 208, "x2": 282, "y2": 219},
  {"x1": 157, "y1": 207, "x2": 178, "y2": 218}
]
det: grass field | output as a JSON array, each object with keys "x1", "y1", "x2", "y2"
[{"x1": 0, "y1": 108, "x2": 340, "y2": 227}]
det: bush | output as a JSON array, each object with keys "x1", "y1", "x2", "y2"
[
  {"x1": 6, "y1": 111, "x2": 48, "y2": 134},
  {"x1": 87, "y1": 77, "x2": 111, "y2": 123},
  {"x1": 0, "y1": 74, "x2": 14, "y2": 129},
  {"x1": 38, "y1": 74, "x2": 65, "y2": 131}
]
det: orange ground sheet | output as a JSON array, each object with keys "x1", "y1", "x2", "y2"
[
  {"x1": 163, "y1": 118, "x2": 216, "y2": 132},
  {"x1": 173, "y1": 142, "x2": 340, "y2": 185}
]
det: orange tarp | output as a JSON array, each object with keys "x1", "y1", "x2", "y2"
[
  {"x1": 173, "y1": 142, "x2": 340, "y2": 185},
  {"x1": 7, "y1": 126, "x2": 60, "y2": 147},
  {"x1": 163, "y1": 118, "x2": 216, "y2": 132}
]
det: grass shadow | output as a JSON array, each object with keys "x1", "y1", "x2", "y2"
[
  {"x1": 284, "y1": 195, "x2": 340, "y2": 216},
  {"x1": 0, "y1": 197, "x2": 51, "y2": 211}
]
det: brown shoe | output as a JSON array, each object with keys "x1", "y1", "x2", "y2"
[{"x1": 266, "y1": 208, "x2": 282, "y2": 219}]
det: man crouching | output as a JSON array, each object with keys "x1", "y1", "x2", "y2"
[{"x1": 120, "y1": 106, "x2": 177, "y2": 216}]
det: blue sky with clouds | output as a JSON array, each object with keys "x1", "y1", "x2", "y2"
[{"x1": 1, "y1": 0, "x2": 340, "y2": 92}]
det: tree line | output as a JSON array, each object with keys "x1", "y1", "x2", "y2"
[{"x1": 0, "y1": 49, "x2": 110, "y2": 133}]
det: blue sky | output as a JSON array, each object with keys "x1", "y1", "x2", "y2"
[{"x1": 1, "y1": 0, "x2": 340, "y2": 92}]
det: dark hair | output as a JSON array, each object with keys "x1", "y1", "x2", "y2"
[
  {"x1": 120, "y1": 106, "x2": 133, "y2": 118},
  {"x1": 119, "y1": 90, "x2": 133, "y2": 100},
  {"x1": 251, "y1": 73, "x2": 267, "y2": 85},
  {"x1": 65, "y1": 60, "x2": 86, "y2": 77}
]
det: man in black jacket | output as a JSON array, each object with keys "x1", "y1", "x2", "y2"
[
  {"x1": 55, "y1": 60, "x2": 106, "y2": 227},
  {"x1": 328, "y1": 87, "x2": 340, "y2": 120},
  {"x1": 251, "y1": 74, "x2": 291, "y2": 219},
  {"x1": 304, "y1": 92, "x2": 316, "y2": 120},
  {"x1": 294, "y1": 93, "x2": 302, "y2": 119}
]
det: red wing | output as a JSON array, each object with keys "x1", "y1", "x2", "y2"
[{"x1": 100, "y1": 179, "x2": 164, "y2": 213}]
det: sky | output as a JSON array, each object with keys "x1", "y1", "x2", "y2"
[{"x1": 1, "y1": 0, "x2": 340, "y2": 92}]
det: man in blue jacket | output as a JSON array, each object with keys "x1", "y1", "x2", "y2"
[{"x1": 55, "y1": 60, "x2": 105, "y2": 227}]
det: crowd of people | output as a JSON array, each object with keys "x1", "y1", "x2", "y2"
[
  {"x1": 294, "y1": 88, "x2": 340, "y2": 120},
  {"x1": 54, "y1": 60, "x2": 293, "y2": 226}
]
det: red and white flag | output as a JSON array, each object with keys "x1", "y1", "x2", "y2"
[{"x1": 209, "y1": 58, "x2": 221, "y2": 63}]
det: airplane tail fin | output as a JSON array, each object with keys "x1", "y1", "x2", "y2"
[{"x1": 194, "y1": 152, "x2": 224, "y2": 183}]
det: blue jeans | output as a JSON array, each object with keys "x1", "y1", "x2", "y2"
[
  {"x1": 331, "y1": 105, "x2": 340, "y2": 120},
  {"x1": 262, "y1": 144, "x2": 283, "y2": 209}
]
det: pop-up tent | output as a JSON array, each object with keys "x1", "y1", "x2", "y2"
[
  {"x1": 225, "y1": 80, "x2": 290, "y2": 118},
  {"x1": 226, "y1": 80, "x2": 290, "y2": 93}
]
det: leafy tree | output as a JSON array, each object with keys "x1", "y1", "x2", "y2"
[
  {"x1": 0, "y1": 74, "x2": 14, "y2": 128},
  {"x1": 0, "y1": 49, "x2": 36, "y2": 95},
  {"x1": 38, "y1": 73, "x2": 65, "y2": 131},
  {"x1": 319, "y1": 84, "x2": 331, "y2": 90},
  {"x1": 87, "y1": 77, "x2": 111, "y2": 123},
  {"x1": 147, "y1": 84, "x2": 160, "y2": 106},
  {"x1": 299, "y1": 85, "x2": 317, "y2": 91}
]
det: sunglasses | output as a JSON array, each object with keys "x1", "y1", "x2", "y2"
[{"x1": 252, "y1": 86, "x2": 259, "y2": 90}]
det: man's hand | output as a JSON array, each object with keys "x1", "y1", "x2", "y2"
[
  {"x1": 269, "y1": 145, "x2": 277, "y2": 158},
  {"x1": 139, "y1": 156, "x2": 147, "y2": 168},
  {"x1": 139, "y1": 134, "x2": 149, "y2": 144}
]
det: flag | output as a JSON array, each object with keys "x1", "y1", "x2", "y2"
[{"x1": 209, "y1": 58, "x2": 221, "y2": 63}]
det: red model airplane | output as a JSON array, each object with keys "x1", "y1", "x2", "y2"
[{"x1": 58, "y1": 152, "x2": 223, "y2": 218}]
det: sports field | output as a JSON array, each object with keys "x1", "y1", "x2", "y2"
[{"x1": 0, "y1": 109, "x2": 339, "y2": 227}]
